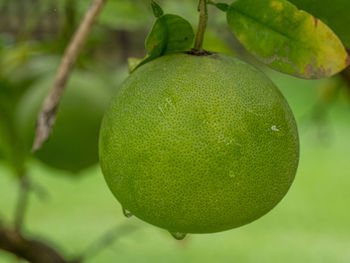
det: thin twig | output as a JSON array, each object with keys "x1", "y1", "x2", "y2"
[
  {"x1": 30, "y1": 180, "x2": 50, "y2": 201},
  {"x1": 31, "y1": 0, "x2": 106, "y2": 152},
  {"x1": 14, "y1": 175, "x2": 30, "y2": 232},
  {"x1": 13, "y1": 174, "x2": 50, "y2": 232},
  {"x1": 75, "y1": 223, "x2": 138, "y2": 262}
]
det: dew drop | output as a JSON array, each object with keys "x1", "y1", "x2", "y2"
[
  {"x1": 169, "y1": 231, "x2": 187, "y2": 240},
  {"x1": 122, "y1": 207, "x2": 133, "y2": 218}
]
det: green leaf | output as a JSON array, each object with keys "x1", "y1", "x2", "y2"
[
  {"x1": 146, "y1": 14, "x2": 194, "y2": 59},
  {"x1": 289, "y1": 0, "x2": 350, "y2": 48},
  {"x1": 128, "y1": 57, "x2": 143, "y2": 73},
  {"x1": 227, "y1": 0, "x2": 349, "y2": 79},
  {"x1": 215, "y1": 3, "x2": 229, "y2": 12},
  {"x1": 131, "y1": 14, "x2": 194, "y2": 72},
  {"x1": 151, "y1": 0, "x2": 164, "y2": 18},
  {"x1": 208, "y1": 1, "x2": 229, "y2": 12}
]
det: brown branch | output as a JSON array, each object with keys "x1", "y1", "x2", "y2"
[
  {"x1": 0, "y1": 222, "x2": 70, "y2": 263},
  {"x1": 31, "y1": 0, "x2": 106, "y2": 152}
]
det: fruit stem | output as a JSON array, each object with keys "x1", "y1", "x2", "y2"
[{"x1": 193, "y1": 0, "x2": 208, "y2": 53}]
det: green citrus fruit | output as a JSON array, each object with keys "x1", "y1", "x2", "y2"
[
  {"x1": 289, "y1": 0, "x2": 350, "y2": 48},
  {"x1": 99, "y1": 53, "x2": 299, "y2": 234},
  {"x1": 16, "y1": 72, "x2": 112, "y2": 173}
]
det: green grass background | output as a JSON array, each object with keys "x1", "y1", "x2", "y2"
[{"x1": 0, "y1": 72, "x2": 349, "y2": 263}]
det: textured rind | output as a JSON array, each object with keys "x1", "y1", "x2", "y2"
[
  {"x1": 16, "y1": 73, "x2": 111, "y2": 173},
  {"x1": 99, "y1": 53, "x2": 299, "y2": 233}
]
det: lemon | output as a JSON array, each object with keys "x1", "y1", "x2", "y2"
[
  {"x1": 16, "y1": 72, "x2": 112, "y2": 173},
  {"x1": 99, "y1": 53, "x2": 299, "y2": 234}
]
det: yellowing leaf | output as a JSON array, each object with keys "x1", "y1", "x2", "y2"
[{"x1": 227, "y1": 0, "x2": 349, "y2": 79}]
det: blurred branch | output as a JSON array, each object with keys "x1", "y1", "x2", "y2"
[
  {"x1": 119, "y1": 30, "x2": 131, "y2": 63},
  {"x1": 61, "y1": 0, "x2": 78, "y2": 40},
  {"x1": 76, "y1": 223, "x2": 138, "y2": 262},
  {"x1": 13, "y1": 174, "x2": 50, "y2": 232},
  {"x1": 0, "y1": 222, "x2": 70, "y2": 263},
  {"x1": 340, "y1": 49, "x2": 350, "y2": 96},
  {"x1": 31, "y1": 0, "x2": 106, "y2": 152},
  {"x1": 14, "y1": 174, "x2": 30, "y2": 232},
  {"x1": 341, "y1": 66, "x2": 350, "y2": 93},
  {"x1": 301, "y1": 103, "x2": 332, "y2": 143},
  {"x1": 30, "y1": 179, "x2": 51, "y2": 201}
]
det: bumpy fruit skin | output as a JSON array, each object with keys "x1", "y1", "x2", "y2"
[
  {"x1": 16, "y1": 73, "x2": 111, "y2": 173},
  {"x1": 99, "y1": 53, "x2": 299, "y2": 234},
  {"x1": 289, "y1": 0, "x2": 350, "y2": 48}
]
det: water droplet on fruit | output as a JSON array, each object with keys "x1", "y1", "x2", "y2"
[
  {"x1": 169, "y1": 231, "x2": 187, "y2": 240},
  {"x1": 271, "y1": 125, "x2": 280, "y2": 132},
  {"x1": 122, "y1": 207, "x2": 133, "y2": 218}
]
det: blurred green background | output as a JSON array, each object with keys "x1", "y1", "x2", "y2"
[{"x1": 1, "y1": 0, "x2": 350, "y2": 262}]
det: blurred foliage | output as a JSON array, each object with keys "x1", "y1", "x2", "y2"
[
  {"x1": 0, "y1": 0, "x2": 350, "y2": 261},
  {"x1": 0, "y1": 0, "x2": 348, "y2": 173},
  {"x1": 92, "y1": 0, "x2": 152, "y2": 31},
  {"x1": 16, "y1": 70, "x2": 114, "y2": 173}
]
